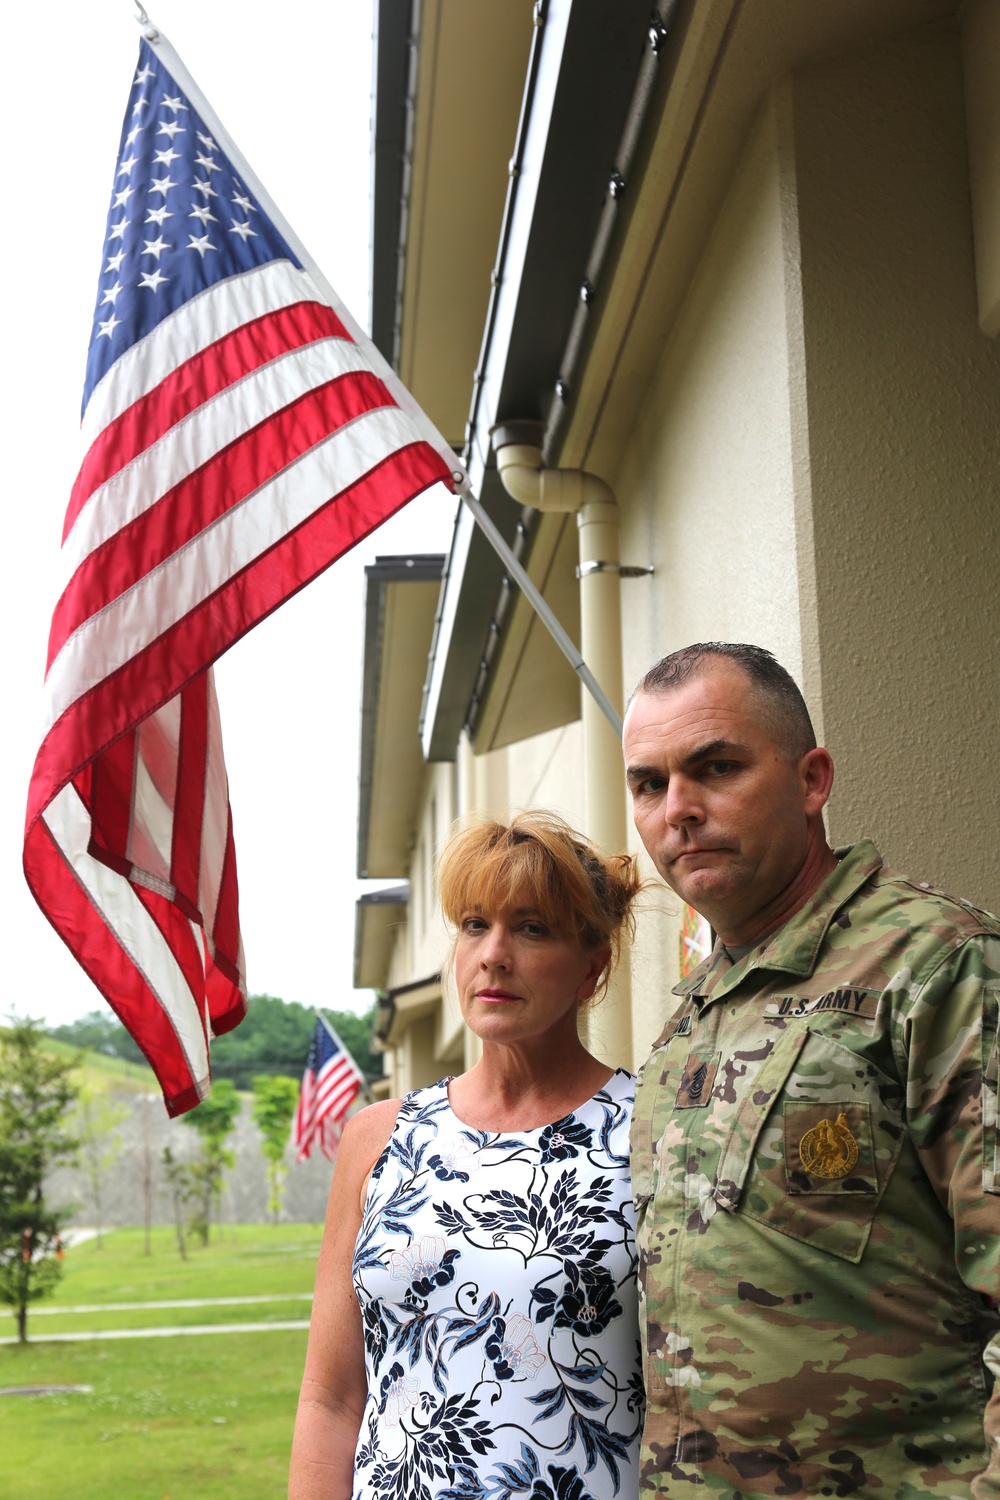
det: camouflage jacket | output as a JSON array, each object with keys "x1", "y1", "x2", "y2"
[{"x1": 631, "y1": 840, "x2": 1000, "y2": 1498}]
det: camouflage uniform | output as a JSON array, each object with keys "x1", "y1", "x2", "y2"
[{"x1": 631, "y1": 840, "x2": 1000, "y2": 1498}]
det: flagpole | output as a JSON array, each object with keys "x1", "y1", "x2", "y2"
[{"x1": 136, "y1": 16, "x2": 624, "y2": 743}]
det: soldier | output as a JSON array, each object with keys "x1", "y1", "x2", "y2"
[{"x1": 621, "y1": 641, "x2": 1000, "y2": 1498}]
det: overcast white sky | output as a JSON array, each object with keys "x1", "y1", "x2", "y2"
[{"x1": 3, "y1": 1, "x2": 456, "y2": 1029}]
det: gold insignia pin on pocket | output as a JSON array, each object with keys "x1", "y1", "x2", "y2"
[{"x1": 799, "y1": 1113, "x2": 859, "y2": 1179}]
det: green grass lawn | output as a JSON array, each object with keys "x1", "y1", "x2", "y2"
[
  {"x1": 45, "y1": 1225, "x2": 322, "y2": 1308},
  {"x1": 0, "y1": 1224, "x2": 324, "y2": 1499}
]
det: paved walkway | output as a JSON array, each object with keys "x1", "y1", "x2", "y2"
[
  {"x1": 31, "y1": 1293, "x2": 313, "y2": 1316},
  {"x1": 1, "y1": 1292, "x2": 313, "y2": 1346},
  {"x1": 1, "y1": 1319, "x2": 310, "y2": 1345}
]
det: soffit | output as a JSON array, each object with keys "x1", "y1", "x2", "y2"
[
  {"x1": 416, "y1": 0, "x2": 655, "y2": 758},
  {"x1": 560, "y1": 0, "x2": 959, "y2": 477},
  {"x1": 397, "y1": 0, "x2": 535, "y2": 449},
  {"x1": 358, "y1": 557, "x2": 445, "y2": 879},
  {"x1": 471, "y1": 510, "x2": 581, "y2": 753},
  {"x1": 354, "y1": 886, "x2": 408, "y2": 991}
]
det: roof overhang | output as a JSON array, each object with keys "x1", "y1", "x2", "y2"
[
  {"x1": 353, "y1": 883, "x2": 409, "y2": 991},
  {"x1": 415, "y1": 0, "x2": 653, "y2": 758},
  {"x1": 377, "y1": 0, "x2": 959, "y2": 758},
  {"x1": 369, "y1": 0, "x2": 535, "y2": 448},
  {"x1": 373, "y1": 972, "x2": 442, "y2": 1049},
  {"x1": 357, "y1": 554, "x2": 445, "y2": 878}
]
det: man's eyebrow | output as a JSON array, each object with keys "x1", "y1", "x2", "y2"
[
  {"x1": 625, "y1": 739, "x2": 748, "y2": 784},
  {"x1": 686, "y1": 738, "x2": 747, "y2": 765},
  {"x1": 625, "y1": 763, "x2": 661, "y2": 786}
]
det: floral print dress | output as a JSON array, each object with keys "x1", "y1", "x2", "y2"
[{"x1": 352, "y1": 1069, "x2": 642, "y2": 1500}]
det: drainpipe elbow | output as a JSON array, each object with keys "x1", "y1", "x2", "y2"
[{"x1": 491, "y1": 423, "x2": 615, "y2": 515}]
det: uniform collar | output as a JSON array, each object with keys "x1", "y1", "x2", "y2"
[{"x1": 672, "y1": 840, "x2": 884, "y2": 999}]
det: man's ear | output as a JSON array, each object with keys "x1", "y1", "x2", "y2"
[{"x1": 800, "y1": 747, "x2": 835, "y2": 818}]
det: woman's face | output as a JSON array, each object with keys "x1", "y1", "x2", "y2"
[{"x1": 453, "y1": 887, "x2": 609, "y2": 1050}]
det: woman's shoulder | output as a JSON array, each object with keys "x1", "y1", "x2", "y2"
[{"x1": 338, "y1": 1096, "x2": 404, "y2": 1177}]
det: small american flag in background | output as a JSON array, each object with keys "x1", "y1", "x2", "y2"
[
  {"x1": 23, "y1": 34, "x2": 456, "y2": 1117},
  {"x1": 293, "y1": 1016, "x2": 366, "y2": 1162}
]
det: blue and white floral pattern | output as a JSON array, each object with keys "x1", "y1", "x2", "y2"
[{"x1": 352, "y1": 1070, "x2": 642, "y2": 1500}]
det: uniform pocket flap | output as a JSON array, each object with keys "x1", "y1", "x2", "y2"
[{"x1": 714, "y1": 1027, "x2": 809, "y2": 1212}]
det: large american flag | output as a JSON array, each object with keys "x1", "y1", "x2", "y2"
[
  {"x1": 23, "y1": 35, "x2": 458, "y2": 1116},
  {"x1": 293, "y1": 1015, "x2": 366, "y2": 1162}
]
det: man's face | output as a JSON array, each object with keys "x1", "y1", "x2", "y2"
[{"x1": 622, "y1": 663, "x2": 824, "y2": 944}]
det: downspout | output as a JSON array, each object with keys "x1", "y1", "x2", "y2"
[{"x1": 491, "y1": 422, "x2": 631, "y2": 1064}]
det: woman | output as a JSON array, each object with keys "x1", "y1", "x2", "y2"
[{"x1": 289, "y1": 812, "x2": 644, "y2": 1500}]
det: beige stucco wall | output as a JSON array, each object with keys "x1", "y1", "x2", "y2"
[
  {"x1": 791, "y1": 26, "x2": 1000, "y2": 910},
  {"x1": 614, "y1": 92, "x2": 810, "y2": 1062}
]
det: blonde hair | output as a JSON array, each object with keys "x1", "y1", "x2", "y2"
[{"x1": 437, "y1": 811, "x2": 643, "y2": 999}]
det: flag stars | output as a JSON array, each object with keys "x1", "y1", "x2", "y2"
[
  {"x1": 141, "y1": 236, "x2": 171, "y2": 260},
  {"x1": 105, "y1": 249, "x2": 126, "y2": 273},
  {"x1": 100, "y1": 281, "x2": 124, "y2": 306},
  {"x1": 113, "y1": 186, "x2": 134, "y2": 209},
  {"x1": 192, "y1": 178, "x2": 219, "y2": 199},
  {"x1": 161, "y1": 94, "x2": 189, "y2": 112},
  {"x1": 196, "y1": 131, "x2": 218, "y2": 151},
  {"x1": 194, "y1": 153, "x2": 221, "y2": 174},
  {"x1": 189, "y1": 204, "x2": 217, "y2": 225},
  {"x1": 133, "y1": 63, "x2": 155, "y2": 86},
  {"x1": 108, "y1": 217, "x2": 131, "y2": 241},
  {"x1": 232, "y1": 192, "x2": 255, "y2": 215},
  {"x1": 145, "y1": 205, "x2": 173, "y2": 225},
  {"x1": 229, "y1": 221, "x2": 257, "y2": 241},
  {"x1": 125, "y1": 124, "x2": 144, "y2": 147},
  {"x1": 131, "y1": 96, "x2": 148, "y2": 117},
  {"x1": 148, "y1": 176, "x2": 176, "y2": 198},
  {"x1": 97, "y1": 312, "x2": 121, "y2": 339},
  {"x1": 138, "y1": 268, "x2": 169, "y2": 292},
  {"x1": 117, "y1": 154, "x2": 138, "y2": 177},
  {"x1": 157, "y1": 119, "x2": 185, "y2": 140},
  {"x1": 153, "y1": 146, "x2": 181, "y2": 168},
  {"x1": 187, "y1": 232, "x2": 217, "y2": 258}
]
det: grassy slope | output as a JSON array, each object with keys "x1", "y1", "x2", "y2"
[
  {"x1": 0, "y1": 1226, "x2": 323, "y2": 1500},
  {"x1": 41, "y1": 1035, "x2": 154, "y2": 1095}
]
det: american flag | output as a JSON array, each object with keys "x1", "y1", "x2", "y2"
[
  {"x1": 293, "y1": 1016, "x2": 366, "y2": 1162},
  {"x1": 23, "y1": 34, "x2": 458, "y2": 1117}
]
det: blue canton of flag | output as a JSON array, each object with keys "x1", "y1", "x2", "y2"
[{"x1": 85, "y1": 40, "x2": 300, "y2": 408}]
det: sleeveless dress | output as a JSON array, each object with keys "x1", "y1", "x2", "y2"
[{"x1": 352, "y1": 1069, "x2": 643, "y2": 1500}]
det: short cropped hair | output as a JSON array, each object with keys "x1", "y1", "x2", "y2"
[
  {"x1": 634, "y1": 643, "x2": 817, "y2": 762},
  {"x1": 437, "y1": 811, "x2": 642, "y2": 1000}
]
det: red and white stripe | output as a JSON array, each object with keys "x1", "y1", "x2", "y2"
[
  {"x1": 24, "y1": 259, "x2": 452, "y2": 1116},
  {"x1": 293, "y1": 1047, "x2": 364, "y2": 1164}
]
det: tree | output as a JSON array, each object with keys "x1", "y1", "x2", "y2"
[
  {"x1": 178, "y1": 1081, "x2": 241, "y2": 1246},
  {"x1": 161, "y1": 1146, "x2": 191, "y2": 1259},
  {"x1": 0, "y1": 1017, "x2": 79, "y2": 1342},
  {"x1": 208, "y1": 994, "x2": 379, "y2": 1088},
  {"x1": 47, "y1": 1009, "x2": 145, "y2": 1067},
  {"x1": 73, "y1": 1087, "x2": 128, "y2": 1248},
  {"x1": 250, "y1": 1075, "x2": 299, "y2": 1224}
]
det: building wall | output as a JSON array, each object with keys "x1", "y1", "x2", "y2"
[
  {"x1": 790, "y1": 26, "x2": 1000, "y2": 910},
  {"x1": 615, "y1": 90, "x2": 809, "y2": 1062},
  {"x1": 607, "y1": 21, "x2": 1000, "y2": 1064}
]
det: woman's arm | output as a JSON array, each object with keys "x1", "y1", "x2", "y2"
[{"x1": 288, "y1": 1098, "x2": 401, "y2": 1500}]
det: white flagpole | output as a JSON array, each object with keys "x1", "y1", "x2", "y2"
[{"x1": 135, "y1": 15, "x2": 624, "y2": 742}]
